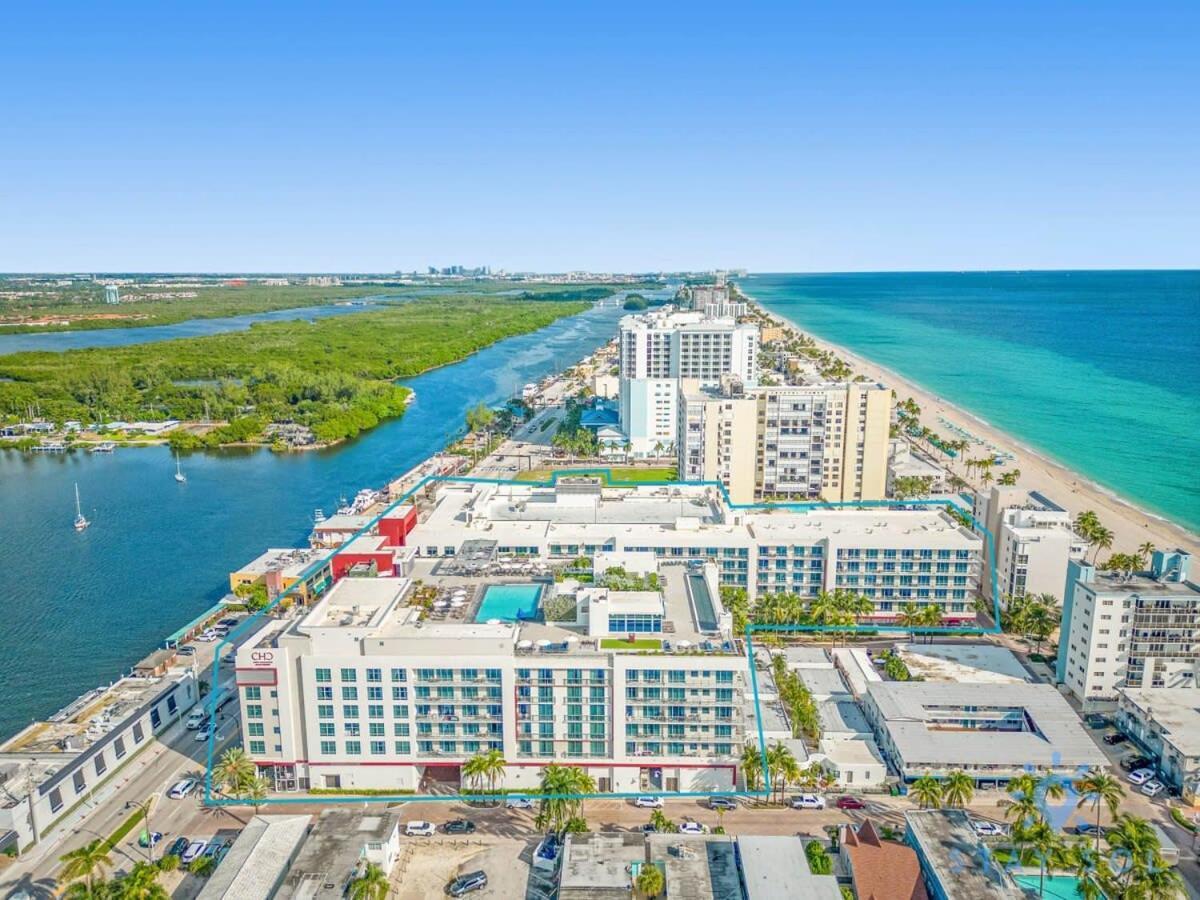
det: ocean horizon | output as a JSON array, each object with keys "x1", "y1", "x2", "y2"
[{"x1": 744, "y1": 270, "x2": 1200, "y2": 535}]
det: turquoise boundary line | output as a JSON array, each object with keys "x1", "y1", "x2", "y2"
[{"x1": 204, "y1": 469, "x2": 1001, "y2": 807}]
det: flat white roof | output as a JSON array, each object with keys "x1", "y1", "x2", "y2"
[
  {"x1": 1119, "y1": 687, "x2": 1200, "y2": 757},
  {"x1": 737, "y1": 836, "x2": 841, "y2": 900},
  {"x1": 196, "y1": 814, "x2": 310, "y2": 900}
]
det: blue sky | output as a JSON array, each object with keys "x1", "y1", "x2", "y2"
[{"x1": 1, "y1": 2, "x2": 1197, "y2": 272}]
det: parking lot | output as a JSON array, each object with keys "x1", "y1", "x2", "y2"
[{"x1": 392, "y1": 837, "x2": 537, "y2": 900}]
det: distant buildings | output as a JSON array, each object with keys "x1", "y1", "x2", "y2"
[
  {"x1": 305, "y1": 276, "x2": 342, "y2": 286},
  {"x1": 972, "y1": 487, "x2": 1086, "y2": 603},
  {"x1": 104, "y1": 284, "x2": 120, "y2": 304},
  {"x1": 617, "y1": 309, "x2": 759, "y2": 456},
  {"x1": 1057, "y1": 550, "x2": 1199, "y2": 705},
  {"x1": 677, "y1": 377, "x2": 891, "y2": 504}
]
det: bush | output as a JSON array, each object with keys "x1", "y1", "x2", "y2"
[
  {"x1": 157, "y1": 853, "x2": 181, "y2": 872},
  {"x1": 623, "y1": 296, "x2": 649, "y2": 311},
  {"x1": 805, "y1": 840, "x2": 833, "y2": 875}
]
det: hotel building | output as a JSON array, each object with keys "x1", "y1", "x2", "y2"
[
  {"x1": 677, "y1": 377, "x2": 891, "y2": 504},
  {"x1": 972, "y1": 487, "x2": 1086, "y2": 604},
  {"x1": 618, "y1": 310, "x2": 758, "y2": 456},
  {"x1": 1056, "y1": 550, "x2": 1200, "y2": 706}
]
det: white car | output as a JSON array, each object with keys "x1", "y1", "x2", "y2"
[
  {"x1": 1127, "y1": 768, "x2": 1156, "y2": 786},
  {"x1": 790, "y1": 794, "x2": 826, "y2": 810},
  {"x1": 678, "y1": 821, "x2": 709, "y2": 835},
  {"x1": 505, "y1": 797, "x2": 534, "y2": 810},
  {"x1": 168, "y1": 779, "x2": 197, "y2": 799},
  {"x1": 972, "y1": 820, "x2": 1006, "y2": 837},
  {"x1": 405, "y1": 821, "x2": 436, "y2": 836},
  {"x1": 1141, "y1": 780, "x2": 1165, "y2": 798},
  {"x1": 181, "y1": 840, "x2": 208, "y2": 864},
  {"x1": 634, "y1": 796, "x2": 664, "y2": 809},
  {"x1": 196, "y1": 631, "x2": 217, "y2": 642}
]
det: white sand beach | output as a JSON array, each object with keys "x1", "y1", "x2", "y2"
[{"x1": 751, "y1": 304, "x2": 1200, "y2": 562}]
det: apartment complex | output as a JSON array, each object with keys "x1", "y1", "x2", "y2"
[
  {"x1": 1056, "y1": 550, "x2": 1199, "y2": 706},
  {"x1": 682, "y1": 281, "x2": 748, "y2": 318},
  {"x1": 617, "y1": 310, "x2": 758, "y2": 456},
  {"x1": 972, "y1": 487, "x2": 1086, "y2": 603},
  {"x1": 1115, "y1": 687, "x2": 1200, "y2": 798},
  {"x1": 677, "y1": 377, "x2": 891, "y2": 504}
]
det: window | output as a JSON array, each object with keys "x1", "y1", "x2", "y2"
[
  {"x1": 318, "y1": 704, "x2": 334, "y2": 719},
  {"x1": 73, "y1": 770, "x2": 87, "y2": 794},
  {"x1": 395, "y1": 741, "x2": 411, "y2": 754},
  {"x1": 367, "y1": 668, "x2": 382, "y2": 682},
  {"x1": 345, "y1": 741, "x2": 362, "y2": 755},
  {"x1": 394, "y1": 723, "x2": 410, "y2": 736},
  {"x1": 319, "y1": 723, "x2": 335, "y2": 737},
  {"x1": 244, "y1": 686, "x2": 262, "y2": 700},
  {"x1": 248, "y1": 723, "x2": 265, "y2": 737},
  {"x1": 49, "y1": 788, "x2": 63, "y2": 814},
  {"x1": 342, "y1": 687, "x2": 358, "y2": 701},
  {"x1": 393, "y1": 704, "x2": 409, "y2": 718},
  {"x1": 392, "y1": 686, "x2": 408, "y2": 700},
  {"x1": 94, "y1": 754, "x2": 107, "y2": 777},
  {"x1": 391, "y1": 668, "x2": 407, "y2": 681},
  {"x1": 132, "y1": 724, "x2": 145, "y2": 744},
  {"x1": 114, "y1": 737, "x2": 126, "y2": 759},
  {"x1": 369, "y1": 705, "x2": 384, "y2": 719},
  {"x1": 340, "y1": 668, "x2": 357, "y2": 682},
  {"x1": 315, "y1": 668, "x2": 331, "y2": 683},
  {"x1": 370, "y1": 741, "x2": 386, "y2": 755},
  {"x1": 317, "y1": 686, "x2": 333, "y2": 701},
  {"x1": 246, "y1": 705, "x2": 263, "y2": 719},
  {"x1": 367, "y1": 687, "x2": 383, "y2": 701},
  {"x1": 343, "y1": 705, "x2": 359, "y2": 719},
  {"x1": 320, "y1": 740, "x2": 336, "y2": 755},
  {"x1": 250, "y1": 740, "x2": 266, "y2": 754}
]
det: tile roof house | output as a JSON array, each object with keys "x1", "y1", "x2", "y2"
[{"x1": 841, "y1": 819, "x2": 928, "y2": 900}]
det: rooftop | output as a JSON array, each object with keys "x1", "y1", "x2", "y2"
[
  {"x1": 275, "y1": 809, "x2": 398, "y2": 900},
  {"x1": 905, "y1": 810, "x2": 1024, "y2": 898},
  {"x1": 647, "y1": 834, "x2": 741, "y2": 900},
  {"x1": 559, "y1": 832, "x2": 646, "y2": 898},
  {"x1": 867, "y1": 681, "x2": 1107, "y2": 770},
  {"x1": 312, "y1": 514, "x2": 373, "y2": 532},
  {"x1": 1086, "y1": 571, "x2": 1200, "y2": 597},
  {"x1": 1118, "y1": 687, "x2": 1200, "y2": 757},
  {"x1": 737, "y1": 835, "x2": 841, "y2": 900},
  {"x1": 235, "y1": 547, "x2": 325, "y2": 577},
  {"x1": 196, "y1": 815, "x2": 311, "y2": 900},
  {"x1": 300, "y1": 577, "x2": 410, "y2": 629},
  {"x1": 895, "y1": 643, "x2": 1032, "y2": 684},
  {"x1": 841, "y1": 819, "x2": 928, "y2": 900}
]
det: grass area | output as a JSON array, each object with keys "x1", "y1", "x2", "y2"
[
  {"x1": 308, "y1": 787, "x2": 416, "y2": 796},
  {"x1": 600, "y1": 637, "x2": 662, "y2": 650},
  {"x1": 0, "y1": 296, "x2": 593, "y2": 447},
  {"x1": 103, "y1": 806, "x2": 147, "y2": 851},
  {"x1": 516, "y1": 466, "x2": 678, "y2": 484}
]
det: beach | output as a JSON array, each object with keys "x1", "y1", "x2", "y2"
[{"x1": 748, "y1": 299, "x2": 1200, "y2": 562}]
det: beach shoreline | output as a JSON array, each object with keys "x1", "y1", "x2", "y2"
[{"x1": 740, "y1": 288, "x2": 1200, "y2": 560}]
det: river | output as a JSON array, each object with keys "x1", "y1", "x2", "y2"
[{"x1": 0, "y1": 297, "x2": 634, "y2": 740}]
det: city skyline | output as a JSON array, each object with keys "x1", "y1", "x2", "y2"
[{"x1": 2, "y1": 1, "x2": 1197, "y2": 272}]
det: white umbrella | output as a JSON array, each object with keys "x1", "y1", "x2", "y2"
[
  {"x1": 536, "y1": 639, "x2": 552, "y2": 648},
  {"x1": 677, "y1": 640, "x2": 692, "y2": 648},
  {"x1": 517, "y1": 639, "x2": 534, "y2": 649},
  {"x1": 487, "y1": 618, "x2": 502, "y2": 625},
  {"x1": 433, "y1": 600, "x2": 449, "y2": 610},
  {"x1": 450, "y1": 598, "x2": 465, "y2": 608}
]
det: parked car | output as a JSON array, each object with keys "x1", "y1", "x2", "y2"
[
  {"x1": 634, "y1": 796, "x2": 664, "y2": 809},
  {"x1": 196, "y1": 630, "x2": 217, "y2": 643},
  {"x1": 708, "y1": 797, "x2": 738, "y2": 811},
  {"x1": 971, "y1": 820, "x2": 1006, "y2": 837},
  {"x1": 181, "y1": 840, "x2": 208, "y2": 864},
  {"x1": 790, "y1": 794, "x2": 826, "y2": 810},
  {"x1": 168, "y1": 778, "x2": 197, "y2": 799},
  {"x1": 194, "y1": 724, "x2": 221, "y2": 743},
  {"x1": 202, "y1": 839, "x2": 230, "y2": 860},
  {"x1": 1075, "y1": 822, "x2": 1103, "y2": 837},
  {"x1": 218, "y1": 618, "x2": 240, "y2": 628},
  {"x1": 1128, "y1": 768, "x2": 1156, "y2": 786},
  {"x1": 447, "y1": 871, "x2": 488, "y2": 896},
  {"x1": 1121, "y1": 755, "x2": 1153, "y2": 772},
  {"x1": 835, "y1": 796, "x2": 866, "y2": 810},
  {"x1": 405, "y1": 821, "x2": 436, "y2": 837},
  {"x1": 167, "y1": 837, "x2": 190, "y2": 858},
  {"x1": 137, "y1": 831, "x2": 164, "y2": 849},
  {"x1": 177, "y1": 645, "x2": 196, "y2": 656},
  {"x1": 1103, "y1": 732, "x2": 1128, "y2": 746},
  {"x1": 641, "y1": 823, "x2": 658, "y2": 834},
  {"x1": 1084, "y1": 714, "x2": 1111, "y2": 729},
  {"x1": 1141, "y1": 780, "x2": 1165, "y2": 798},
  {"x1": 679, "y1": 821, "x2": 709, "y2": 835},
  {"x1": 443, "y1": 820, "x2": 476, "y2": 834},
  {"x1": 505, "y1": 797, "x2": 534, "y2": 810}
]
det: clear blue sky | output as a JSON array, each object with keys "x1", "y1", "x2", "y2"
[{"x1": 1, "y1": 1, "x2": 1197, "y2": 273}]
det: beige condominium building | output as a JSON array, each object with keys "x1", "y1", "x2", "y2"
[{"x1": 676, "y1": 377, "x2": 891, "y2": 505}]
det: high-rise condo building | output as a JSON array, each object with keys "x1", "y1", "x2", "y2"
[
  {"x1": 676, "y1": 378, "x2": 892, "y2": 504},
  {"x1": 1056, "y1": 550, "x2": 1200, "y2": 706},
  {"x1": 617, "y1": 310, "x2": 758, "y2": 456}
]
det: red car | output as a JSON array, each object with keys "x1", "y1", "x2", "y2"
[{"x1": 835, "y1": 796, "x2": 866, "y2": 810}]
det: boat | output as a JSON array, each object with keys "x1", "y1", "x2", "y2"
[
  {"x1": 174, "y1": 453, "x2": 186, "y2": 483},
  {"x1": 313, "y1": 508, "x2": 326, "y2": 524},
  {"x1": 73, "y1": 483, "x2": 90, "y2": 532},
  {"x1": 89, "y1": 441, "x2": 116, "y2": 453}
]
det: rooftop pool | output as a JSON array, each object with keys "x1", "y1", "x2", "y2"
[
  {"x1": 475, "y1": 583, "x2": 543, "y2": 622},
  {"x1": 1013, "y1": 875, "x2": 1099, "y2": 899}
]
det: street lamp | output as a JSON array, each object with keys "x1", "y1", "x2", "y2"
[{"x1": 126, "y1": 797, "x2": 155, "y2": 863}]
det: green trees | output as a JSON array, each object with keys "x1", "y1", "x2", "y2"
[
  {"x1": 649, "y1": 809, "x2": 678, "y2": 833},
  {"x1": 1001, "y1": 593, "x2": 1060, "y2": 653},
  {"x1": 942, "y1": 771, "x2": 974, "y2": 808},
  {"x1": 213, "y1": 747, "x2": 256, "y2": 796},
  {"x1": 60, "y1": 839, "x2": 113, "y2": 892},
  {"x1": 998, "y1": 468, "x2": 1021, "y2": 486},
  {"x1": 804, "y1": 840, "x2": 833, "y2": 875},
  {"x1": 892, "y1": 475, "x2": 934, "y2": 500},
  {"x1": 766, "y1": 740, "x2": 801, "y2": 805},
  {"x1": 348, "y1": 862, "x2": 391, "y2": 900},
  {"x1": 462, "y1": 749, "x2": 507, "y2": 802},
  {"x1": 740, "y1": 742, "x2": 765, "y2": 792},
  {"x1": 536, "y1": 764, "x2": 596, "y2": 833},
  {"x1": 1017, "y1": 819, "x2": 1066, "y2": 898},
  {"x1": 623, "y1": 295, "x2": 649, "y2": 311},
  {"x1": 910, "y1": 775, "x2": 943, "y2": 809},
  {"x1": 1073, "y1": 770, "x2": 1125, "y2": 854},
  {"x1": 635, "y1": 862, "x2": 665, "y2": 897},
  {"x1": 771, "y1": 655, "x2": 820, "y2": 745}
]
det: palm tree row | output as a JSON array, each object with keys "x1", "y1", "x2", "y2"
[
  {"x1": 212, "y1": 746, "x2": 269, "y2": 809},
  {"x1": 1001, "y1": 592, "x2": 1060, "y2": 654},
  {"x1": 771, "y1": 654, "x2": 820, "y2": 744},
  {"x1": 896, "y1": 602, "x2": 944, "y2": 642},
  {"x1": 740, "y1": 739, "x2": 831, "y2": 802},
  {"x1": 59, "y1": 842, "x2": 175, "y2": 899},
  {"x1": 535, "y1": 763, "x2": 596, "y2": 834},
  {"x1": 750, "y1": 588, "x2": 876, "y2": 644},
  {"x1": 1073, "y1": 510, "x2": 1116, "y2": 563},
  {"x1": 461, "y1": 749, "x2": 507, "y2": 803},
  {"x1": 907, "y1": 770, "x2": 975, "y2": 810},
  {"x1": 1099, "y1": 542, "x2": 1156, "y2": 582}
]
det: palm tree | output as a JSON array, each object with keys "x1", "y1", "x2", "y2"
[
  {"x1": 1065, "y1": 844, "x2": 1110, "y2": 900},
  {"x1": 636, "y1": 862, "x2": 665, "y2": 898},
  {"x1": 461, "y1": 752, "x2": 488, "y2": 796},
  {"x1": 348, "y1": 862, "x2": 391, "y2": 900},
  {"x1": 63, "y1": 883, "x2": 112, "y2": 899},
  {"x1": 60, "y1": 840, "x2": 113, "y2": 892},
  {"x1": 1022, "y1": 602, "x2": 1059, "y2": 655},
  {"x1": 910, "y1": 775, "x2": 943, "y2": 810},
  {"x1": 481, "y1": 748, "x2": 507, "y2": 803},
  {"x1": 213, "y1": 746, "x2": 256, "y2": 796},
  {"x1": 898, "y1": 603, "x2": 922, "y2": 642},
  {"x1": 1017, "y1": 819, "x2": 1065, "y2": 897},
  {"x1": 113, "y1": 862, "x2": 169, "y2": 899},
  {"x1": 942, "y1": 770, "x2": 975, "y2": 809},
  {"x1": 918, "y1": 604, "x2": 944, "y2": 642},
  {"x1": 1090, "y1": 525, "x2": 1114, "y2": 563},
  {"x1": 1106, "y1": 814, "x2": 1164, "y2": 894},
  {"x1": 535, "y1": 764, "x2": 594, "y2": 833},
  {"x1": 740, "y1": 742, "x2": 765, "y2": 793},
  {"x1": 1073, "y1": 770, "x2": 1125, "y2": 853},
  {"x1": 1138, "y1": 541, "x2": 1156, "y2": 562},
  {"x1": 767, "y1": 740, "x2": 800, "y2": 805}
]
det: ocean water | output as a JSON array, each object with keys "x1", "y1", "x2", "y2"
[
  {"x1": 746, "y1": 271, "x2": 1200, "y2": 534},
  {"x1": 0, "y1": 298, "x2": 636, "y2": 741}
]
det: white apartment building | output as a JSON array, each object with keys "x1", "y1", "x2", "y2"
[
  {"x1": 677, "y1": 378, "x2": 891, "y2": 504},
  {"x1": 618, "y1": 310, "x2": 758, "y2": 456},
  {"x1": 1056, "y1": 551, "x2": 1200, "y2": 706},
  {"x1": 684, "y1": 283, "x2": 748, "y2": 318},
  {"x1": 973, "y1": 487, "x2": 1086, "y2": 603}
]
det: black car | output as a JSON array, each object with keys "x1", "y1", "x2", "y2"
[
  {"x1": 1084, "y1": 714, "x2": 1110, "y2": 729},
  {"x1": 447, "y1": 871, "x2": 488, "y2": 896},
  {"x1": 442, "y1": 819, "x2": 476, "y2": 834},
  {"x1": 219, "y1": 618, "x2": 239, "y2": 628},
  {"x1": 1103, "y1": 733, "x2": 1128, "y2": 745},
  {"x1": 708, "y1": 796, "x2": 738, "y2": 811},
  {"x1": 1121, "y1": 755, "x2": 1153, "y2": 772}
]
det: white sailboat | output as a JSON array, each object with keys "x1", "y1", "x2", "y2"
[
  {"x1": 73, "y1": 483, "x2": 90, "y2": 532},
  {"x1": 174, "y1": 453, "x2": 187, "y2": 484}
]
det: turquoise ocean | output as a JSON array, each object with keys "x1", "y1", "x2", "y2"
[{"x1": 745, "y1": 271, "x2": 1200, "y2": 535}]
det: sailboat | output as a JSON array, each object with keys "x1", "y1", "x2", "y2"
[
  {"x1": 73, "y1": 483, "x2": 90, "y2": 532},
  {"x1": 174, "y1": 453, "x2": 187, "y2": 484}
]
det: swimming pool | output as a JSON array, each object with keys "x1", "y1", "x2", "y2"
[
  {"x1": 475, "y1": 583, "x2": 543, "y2": 622},
  {"x1": 1013, "y1": 874, "x2": 1099, "y2": 899}
]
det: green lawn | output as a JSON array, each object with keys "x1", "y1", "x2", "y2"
[
  {"x1": 600, "y1": 637, "x2": 662, "y2": 650},
  {"x1": 515, "y1": 466, "x2": 678, "y2": 484}
]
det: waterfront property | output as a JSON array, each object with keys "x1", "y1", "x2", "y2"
[
  {"x1": 0, "y1": 668, "x2": 197, "y2": 851},
  {"x1": 1056, "y1": 550, "x2": 1199, "y2": 706},
  {"x1": 861, "y1": 681, "x2": 1106, "y2": 786}
]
